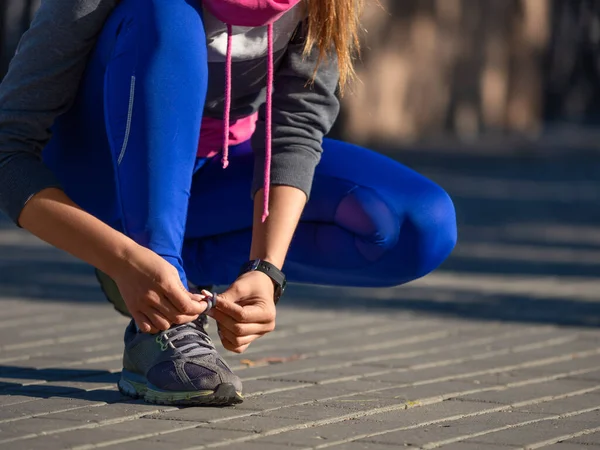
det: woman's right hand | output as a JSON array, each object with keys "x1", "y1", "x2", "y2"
[{"x1": 111, "y1": 244, "x2": 208, "y2": 334}]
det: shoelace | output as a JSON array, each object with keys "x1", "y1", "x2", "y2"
[
  {"x1": 159, "y1": 320, "x2": 215, "y2": 358},
  {"x1": 222, "y1": 23, "x2": 274, "y2": 223},
  {"x1": 157, "y1": 291, "x2": 218, "y2": 357}
]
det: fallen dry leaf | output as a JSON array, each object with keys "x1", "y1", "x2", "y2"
[{"x1": 239, "y1": 354, "x2": 305, "y2": 367}]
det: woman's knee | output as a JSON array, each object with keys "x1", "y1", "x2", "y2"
[
  {"x1": 112, "y1": 0, "x2": 206, "y2": 52},
  {"x1": 334, "y1": 180, "x2": 456, "y2": 277},
  {"x1": 334, "y1": 186, "x2": 401, "y2": 262},
  {"x1": 375, "y1": 180, "x2": 457, "y2": 288},
  {"x1": 409, "y1": 183, "x2": 457, "y2": 279}
]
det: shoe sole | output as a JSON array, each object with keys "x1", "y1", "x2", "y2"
[{"x1": 118, "y1": 370, "x2": 243, "y2": 406}]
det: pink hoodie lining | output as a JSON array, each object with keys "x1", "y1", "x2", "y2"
[{"x1": 197, "y1": 115, "x2": 258, "y2": 159}]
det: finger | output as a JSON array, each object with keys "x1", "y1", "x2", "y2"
[
  {"x1": 214, "y1": 300, "x2": 275, "y2": 324},
  {"x1": 213, "y1": 293, "x2": 273, "y2": 324},
  {"x1": 209, "y1": 309, "x2": 275, "y2": 336},
  {"x1": 218, "y1": 326, "x2": 264, "y2": 347},
  {"x1": 146, "y1": 308, "x2": 171, "y2": 331},
  {"x1": 148, "y1": 295, "x2": 199, "y2": 324},
  {"x1": 164, "y1": 282, "x2": 209, "y2": 316},
  {"x1": 218, "y1": 328, "x2": 252, "y2": 354},
  {"x1": 211, "y1": 292, "x2": 246, "y2": 321},
  {"x1": 133, "y1": 311, "x2": 157, "y2": 334}
]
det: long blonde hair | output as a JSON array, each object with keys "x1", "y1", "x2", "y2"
[{"x1": 304, "y1": 0, "x2": 365, "y2": 94}]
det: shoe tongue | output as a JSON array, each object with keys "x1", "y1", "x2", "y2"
[{"x1": 167, "y1": 321, "x2": 213, "y2": 352}]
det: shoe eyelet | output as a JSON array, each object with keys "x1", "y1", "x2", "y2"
[{"x1": 160, "y1": 343, "x2": 169, "y2": 351}]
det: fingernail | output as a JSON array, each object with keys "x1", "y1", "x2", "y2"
[{"x1": 200, "y1": 290, "x2": 218, "y2": 311}]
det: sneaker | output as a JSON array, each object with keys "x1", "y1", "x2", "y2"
[{"x1": 118, "y1": 319, "x2": 243, "y2": 406}]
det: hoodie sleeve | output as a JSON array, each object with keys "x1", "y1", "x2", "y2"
[
  {"x1": 250, "y1": 24, "x2": 340, "y2": 199},
  {"x1": 0, "y1": 0, "x2": 118, "y2": 224}
]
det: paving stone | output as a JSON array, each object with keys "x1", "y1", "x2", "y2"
[
  {"x1": 92, "y1": 418, "x2": 202, "y2": 435},
  {"x1": 480, "y1": 356, "x2": 600, "y2": 381},
  {"x1": 98, "y1": 438, "x2": 178, "y2": 450},
  {"x1": 207, "y1": 414, "x2": 306, "y2": 433},
  {"x1": 0, "y1": 396, "x2": 35, "y2": 407},
  {"x1": 361, "y1": 399, "x2": 518, "y2": 424},
  {"x1": 49, "y1": 401, "x2": 172, "y2": 422},
  {"x1": 318, "y1": 380, "x2": 487, "y2": 411},
  {"x1": 513, "y1": 392, "x2": 600, "y2": 415},
  {"x1": 542, "y1": 443, "x2": 600, "y2": 450},
  {"x1": 0, "y1": 428, "x2": 137, "y2": 450},
  {"x1": 567, "y1": 369, "x2": 600, "y2": 382},
  {"x1": 361, "y1": 411, "x2": 549, "y2": 446},
  {"x1": 322, "y1": 441, "x2": 405, "y2": 450},
  {"x1": 432, "y1": 442, "x2": 519, "y2": 449},
  {"x1": 265, "y1": 366, "x2": 397, "y2": 384},
  {"x1": 464, "y1": 410, "x2": 600, "y2": 447},
  {"x1": 454, "y1": 378, "x2": 600, "y2": 405},
  {"x1": 455, "y1": 358, "x2": 600, "y2": 387},
  {"x1": 131, "y1": 426, "x2": 250, "y2": 445},
  {"x1": 261, "y1": 403, "x2": 373, "y2": 421},
  {"x1": 112, "y1": 438, "x2": 300, "y2": 450},
  {"x1": 151, "y1": 405, "x2": 255, "y2": 423},
  {"x1": 214, "y1": 442, "x2": 313, "y2": 450},
  {"x1": 259, "y1": 419, "x2": 413, "y2": 447},
  {"x1": 242, "y1": 378, "x2": 310, "y2": 395},
  {"x1": 234, "y1": 380, "x2": 404, "y2": 411},
  {"x1": 0, "y1": 397, "x2": 106, "y2": 421},
  {"x1": 0, "y1": 417, "x2": 86, "y2": 441},
  {"x1": 568, "y1": 430, "x2": 600, "y2": 445}
]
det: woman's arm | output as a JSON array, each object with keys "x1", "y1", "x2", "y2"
[
  {"x1": 210, "y1": 23, "x2": 341, "y2": 352},
  {"x1": 0, "y1": 0, "x2": 117, "y2": 223},
  {"x1": 19, "y1": 188, "x2": 135, "y2": 279},
  {"x1": 250, "y1": 185, "x2": 306, "y2": 269},
  {"x1": 20, "y1": 188, "x2": 208, "y2": 333},
  {"x1": 0, "y1": 0, "x2": 207, "y2": 330}
]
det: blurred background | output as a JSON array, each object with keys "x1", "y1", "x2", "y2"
[
  {"x1": 4, "y1": 0, "x2": 600, "y2": 149},
  {"x1": 1, "y1": 0, "x2": 599, "y2": 325}
]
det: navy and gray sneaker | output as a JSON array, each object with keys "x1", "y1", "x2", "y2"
[{"x1": 118, "y1": 319, "x2": 243, "y2": 406}]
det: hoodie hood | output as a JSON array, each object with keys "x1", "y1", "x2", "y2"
[{"x1": 202, "y1": 0, "x2": 302, "y2": 27}]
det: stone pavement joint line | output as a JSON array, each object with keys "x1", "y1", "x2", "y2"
[{"x1": 525, "y1": 425, "x2": 600, "y2": 449}]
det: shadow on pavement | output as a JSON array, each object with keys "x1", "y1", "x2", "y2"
[{"x1": 0, "y1": 367, "x2": 123, "y2": 402}]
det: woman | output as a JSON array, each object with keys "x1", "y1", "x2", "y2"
[{"x1": 0, "y1": 0, "x2": 457, "y2": 406}]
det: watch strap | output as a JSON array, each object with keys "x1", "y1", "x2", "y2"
[{"x1": 239, "y1": 259, "x2": 286, "y2": 303}]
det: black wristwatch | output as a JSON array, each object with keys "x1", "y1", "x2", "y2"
[{"x1": 239, "y1": 259, "x2": 286, "y2": 303}]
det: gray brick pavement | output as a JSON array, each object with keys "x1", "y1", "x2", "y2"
[{"x1": 1, "y1": 153, "x2": 600, "y2": 449}]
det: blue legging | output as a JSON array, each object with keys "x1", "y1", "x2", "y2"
[{"x1": 43, "y1": 0, "x2": 457, "y2": 289}]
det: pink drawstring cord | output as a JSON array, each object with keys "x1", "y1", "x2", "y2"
[
  {"x1": 222, "y1": 23, "x2": 274, "y2": 222},
  {"x1": 262, "y1": 23, "x2": 274, "y2": 222},
  {"x1": 222, "y1": 24, "x2": 233, "y2": 169}
]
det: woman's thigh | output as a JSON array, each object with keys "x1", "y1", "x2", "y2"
[{"x1": 183, "y1": 139, "x2": 457, "y2": 287}]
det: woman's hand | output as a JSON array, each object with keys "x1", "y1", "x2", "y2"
[
  {"x1": 207, "y1": 271, "x2": 277, "y2": 353},
  {"x1": 112, "y1": 244, "x2": 209, "y2": 334}
]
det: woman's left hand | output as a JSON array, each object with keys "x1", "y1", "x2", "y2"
[{"x1": 206, "y1": 271, "x2": 277, "y2": 353}]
